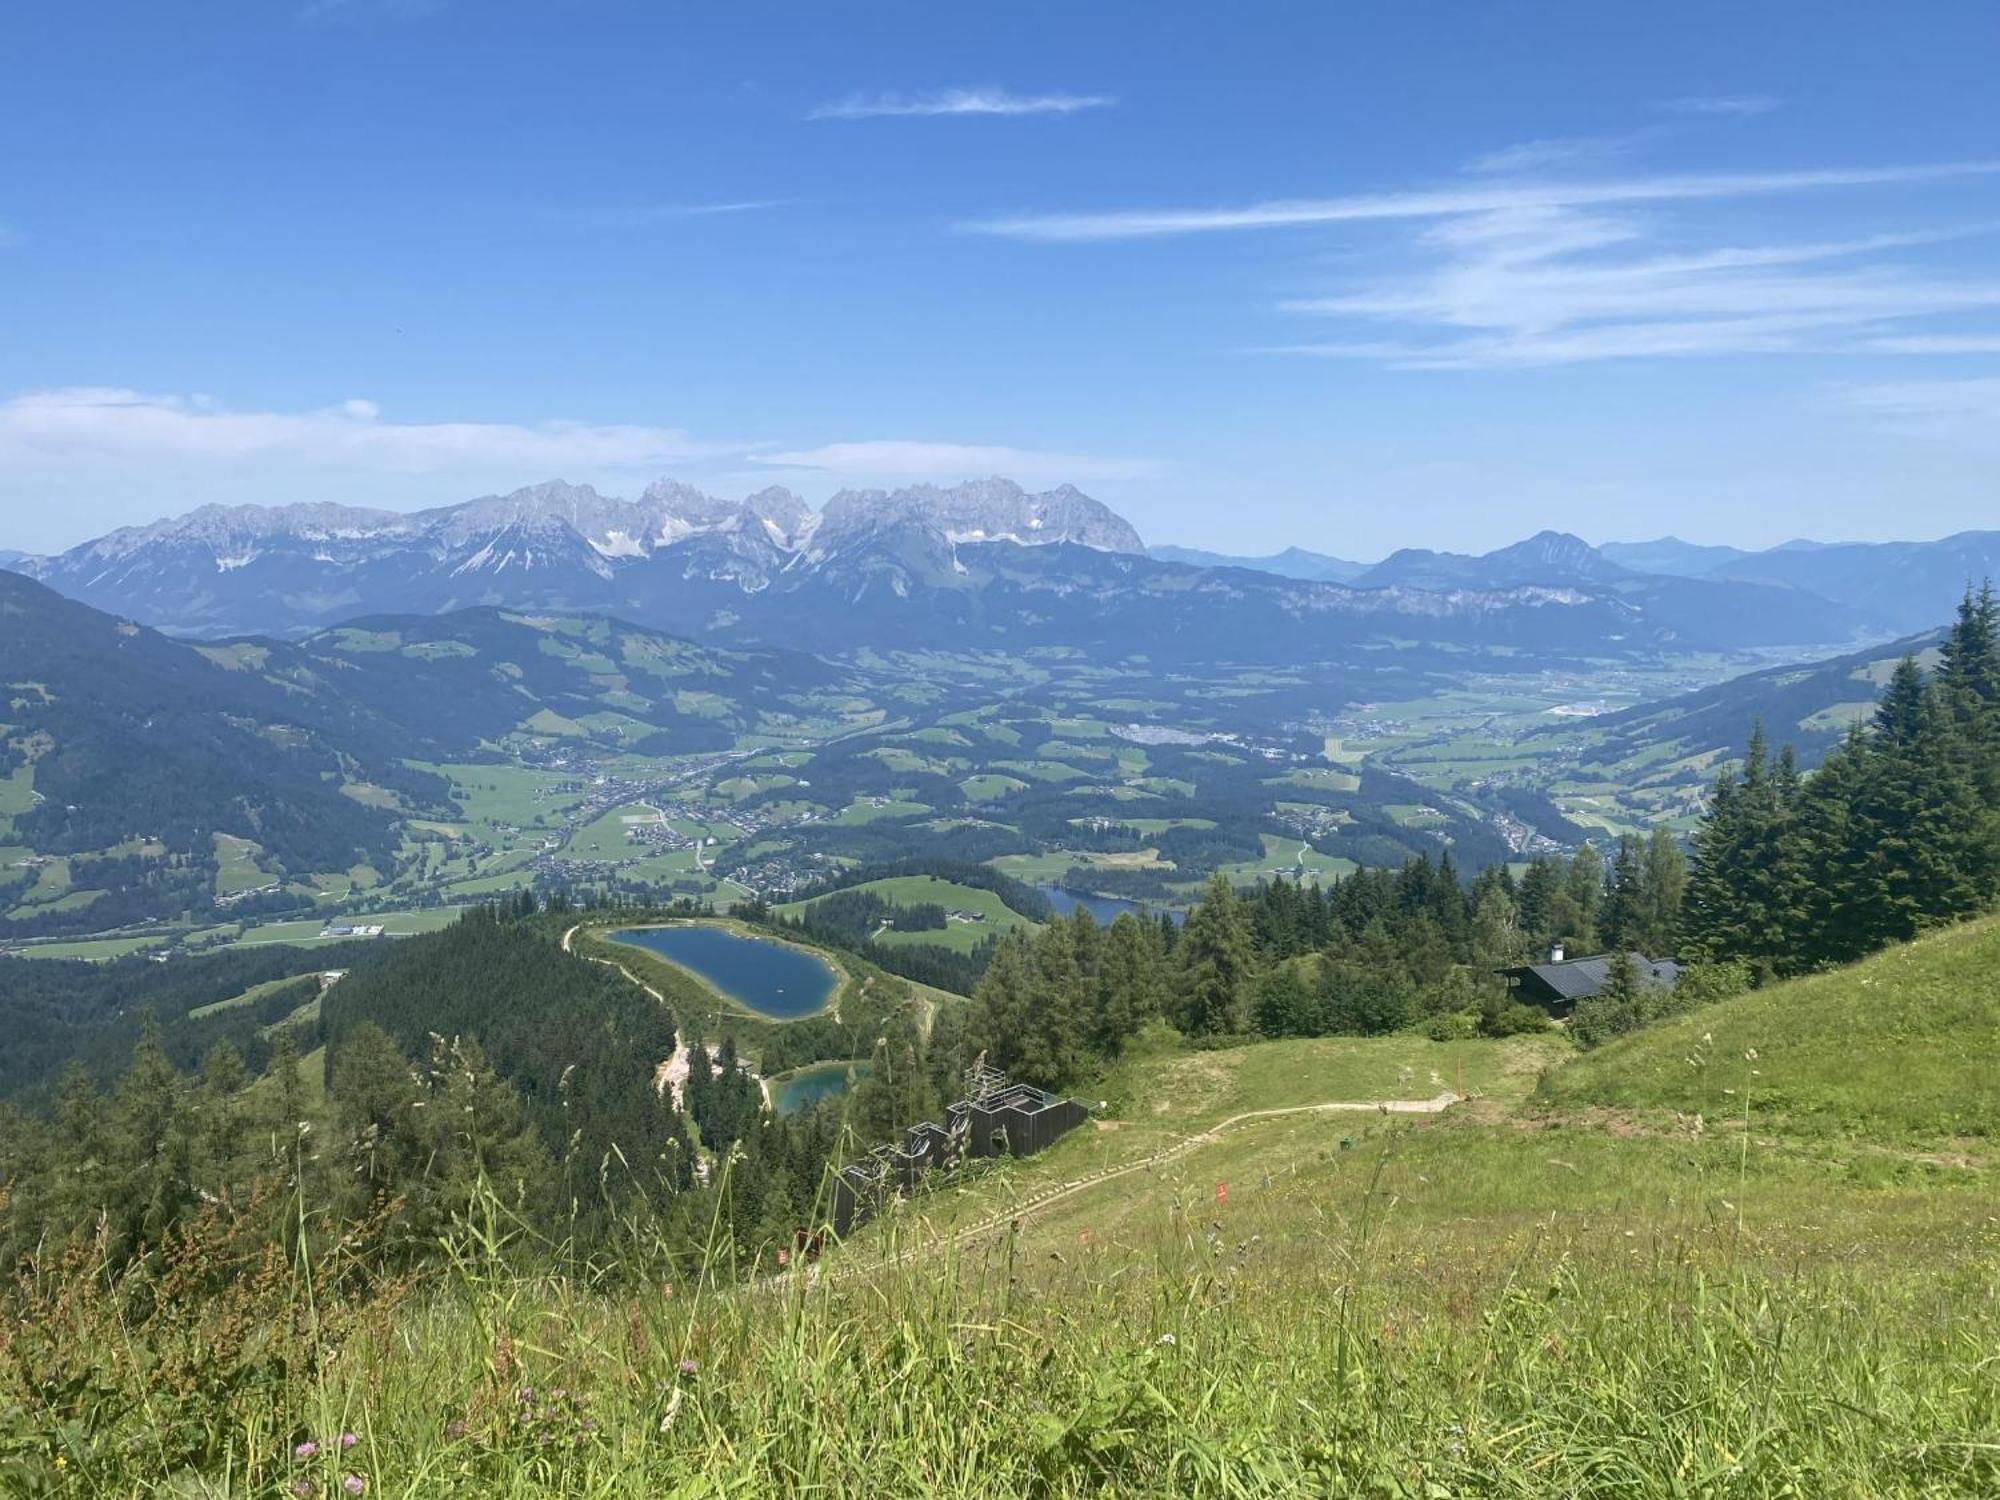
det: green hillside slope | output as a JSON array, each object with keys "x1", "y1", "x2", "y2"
[{"x1": 1540, "y1": 913, "x2": 2000, "y2": 1141}]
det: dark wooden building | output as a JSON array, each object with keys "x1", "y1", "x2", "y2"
[
  {"x1": 830, "y1": 1067, "x2": 1088, "y2": 1235},
  {"x1": 1499, "y1": 949, "x2": 1683, "y2": 1019}
]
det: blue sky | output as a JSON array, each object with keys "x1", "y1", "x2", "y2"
[{"x1": 2, "y1": 0, "x2": 1997, "y2": 556}]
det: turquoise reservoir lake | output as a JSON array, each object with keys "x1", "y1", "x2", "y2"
[
  {"x1": 769, "y1": 1059, "x2": 871, "y2": 1113},
  {"x1": 613, "y1": 926, "x2": 838, "y2": 1020}
]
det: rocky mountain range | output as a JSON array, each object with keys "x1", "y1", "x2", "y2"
[
  {"x1": 1146, "y1": 544, "x2": 1369, "y2": 584},
  {"x1": 1596, "y1": 537, "x2": 1756, "y2": 577},
  {"x1": 4, "y1": 477, "x2": 1948, "y2": 658},
  {"x1": 12, "y1": 477, "x2": 1146, "y2": 639},
  {"x1": 1168, "y1": 527, "x2": 1999, "y2": 641}
]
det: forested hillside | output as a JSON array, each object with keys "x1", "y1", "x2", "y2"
[
  {"x1": 1683, "y1": 587, "x2": 2000, "y2": 973},
  {"x1": 0, "y1": 572, "x2": 432, "y2": 931},
  {"x1": 0, "y1": 942, "x2": 368, "y2": 1100}
]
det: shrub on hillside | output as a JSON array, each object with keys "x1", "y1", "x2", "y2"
[{"x1": 1478, "y1": 998, "x2": 1552, "y2": 1038}]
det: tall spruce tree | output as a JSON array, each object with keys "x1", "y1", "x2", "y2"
[
  {"x1": 1092, "y1": 912, "x2": 1164, "y2": 1053},
  {"x1": 1174, "y1": 872, "x2": 1254, "y2": 1036},
  {"x1": 1640, "y1": 827, "x2": 1688, "y2": 956}
]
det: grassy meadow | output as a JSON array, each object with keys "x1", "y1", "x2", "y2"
[{"x1": 5, "y1": 927, "x2": 1997, "y2": 1495}]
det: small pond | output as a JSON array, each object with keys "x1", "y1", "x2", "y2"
[
  {"x1": 613, "y1": 925, "x2": 838, "y2": 1020},
  {"x1": 768, "y1": 1058, "x2": 871, "y2": 1113},
  {"x1": 1038, "y1": 886, "x2": 1185, "y2": 926}
]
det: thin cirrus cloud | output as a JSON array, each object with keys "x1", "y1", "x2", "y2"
[
  {"x1": 811, "y1": 87, "x2": 1113, "y2": 121},
  {"x1": 969, "y1": 155, "x2": 2000, "y2": 371},
  {"x1": 542, "y1": 199, "x2": 795, "y2": 231},
  {"x1": 1855, "y1": 334, "x2": 2000, "y2": 354},
  {"x1": 1660, "y1": 94, "x2": 1782, "y2": 117},
  {"x1": 1463, "y1": 131, "x2": 1661, "y2": 176},
  {"x1": 1839, "y1": 377, "x2": 2000, "y2": 436},
  {"x1": 1267, "y1": 220, "x2": 2000, "y2": 370},
  {"x1": 0, "y1": 388, "x2": 717, "y2": 474},
  {"x1": 755, "y1": 440, "x2": 1161, "y2": 484},
  {"x1": 963, "y1": 162, "x2": 2000, "y2": 241}
]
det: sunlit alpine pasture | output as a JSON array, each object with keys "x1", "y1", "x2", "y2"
[{"x1": 10, "y1": 952, "x2": 1993, "y2": 1498}]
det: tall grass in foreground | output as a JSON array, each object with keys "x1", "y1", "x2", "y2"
[{"x1": 4, "y1": 1114, "x2": 1995, "y2": 1500}]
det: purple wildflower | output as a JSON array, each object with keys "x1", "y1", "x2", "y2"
[
  {"x1": 338, "y1": 1432, "x2": 359, "y2": 1451},
  {"x1": 293, "y1": 1440, "x2": 319, "y2": 1460},
  {"x1": 343, "y1": 1476, "x2": 366, "y2": 1496},
  {"x1": 291, "y1": 1482, "x2": 315, "y2": 1500},
  {"x1": 677, "y1": 1358, "x2": 699, "y2": 1377},
  {"x1": 444, "y1": 1419, "x2": 468, "y2": 1440}
]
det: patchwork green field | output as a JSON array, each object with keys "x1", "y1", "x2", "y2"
[
  {"x1": 778, "y1": 874, "x2": 1041, "y2": 953},
  {"x1": 1, "y1": 626, "x2": 1877, "y2": 957}
]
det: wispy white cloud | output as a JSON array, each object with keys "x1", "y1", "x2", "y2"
[
  {"x1": 543, "y1": 199, "x2": 795, "y2": 231},
  {"x1": 1464, "y1": 131, "x2": 1659, "y2": 176},
  {"x1": 812, "y1": 87, "x2": 1113, "y2": 121},
  {"x1": 1267, "y1": 206, "x2": 2000, "y2": 368},
  {"x1": 0, "y1": 388, "x2": 716, "y2": 474},
  {"x1": 966, "y1": 162, "x2": 2000, "y2": 242},
  {"x1": 1661, "y1": 94, "x2": 1781, "y2": 117},
  {"x1": 1839, "y1": 377, "x2": 2000, "y2": 436},
  {"x1": 1855, "y1": 333, "x2": 2000, "y2": 355},
  {"x1": 755, "y1": 439, "x2": 1160, "y2": 484},
  {"x1": 975, "y1": 149, "x2": 2000, "y2": 371}
]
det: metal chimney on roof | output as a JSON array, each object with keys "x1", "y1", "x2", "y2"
[{"x1": 1550, "y1": 942, "x2": 1565, "y2": 964}]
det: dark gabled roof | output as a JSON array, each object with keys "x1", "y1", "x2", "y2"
[{"x1": 1501, "y1": 953, "x2": 1683, "y2": 1002}]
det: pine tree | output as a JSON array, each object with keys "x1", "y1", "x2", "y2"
[
  {"x1": 1174, "y1": 873, "x2": 1254, "y2": 1036},
  {"x1": 1469, "y1": 871, "x2": 1524, "y2": 969},
  {"x1": 430, "y1": 1035, "x2": 553, "y2": 1216},
  {"x1": 1936, "y1": 582, "x2": 2000, "y2": 881},
  {"x1": 195, "y1": 1041, "x2": 252, "y2": 1203},
  {"x1": 1092, "y1": 911, "x2": 1164, "y2": 1053},
  {"x1": 1600, "y1": 836, "x2": 1645, "y2": 953},
  {"x1": 1515, "y1": 857, "x2": 1561, "y2": 951},
  {"x1": 1021, "y1": 919, "x2": 1086, "y2": 1087},
  {"x1": 1563, "y1": 843, "x2": 1605, "y2": 952},
  {"x1": 110, "y1": 1018, "x2": 197, "y2": 1253},
  {"x1": 1778, "y1": 727, "x2": 1888, "y2": 970},
  {"x1": 1849, "y1": 676, "x2": 1989, "y2": 948},
  {"x1": 331, "y1": 1021, "x2": 430, "y2": 1214},
  {"x1": 1639, "y1": 827, "x2": 1687, "y2": 956},
  {"x1": 971, "y1": 930, "x2": 1038, "y2": 1077},
  {"x1": 43, "y1": 1062, "x2": 110, "y2": 1245},
  {"x1": 1684, "y1": 764, "x2": 1744, "y2": 960},
  {"x1": 1317, "y1": 921, "x2": 1411, "y2": 1035},
  {"x1": 851, "y1": 1006, "x2": 936, "y2": 1143},
  {"x1": 1684, "y1": 725, "x2": 1793, "y2": 968}
]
